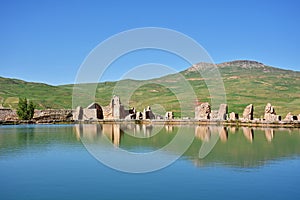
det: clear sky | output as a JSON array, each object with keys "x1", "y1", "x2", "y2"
[{"x1": 0, "y1": 0, "x2": 299, "y2": 85}]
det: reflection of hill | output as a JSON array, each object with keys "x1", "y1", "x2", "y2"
[{"x1": 1, "y1": 124, "x2": 300, "y2": 168}]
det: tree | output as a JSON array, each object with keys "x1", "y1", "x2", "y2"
[
  {"x1": 28, "y1": 101, "x2": 35, "y2": 119},
  {"x1": 17, "y1": 97, "x2": 35, "y2": 120}
]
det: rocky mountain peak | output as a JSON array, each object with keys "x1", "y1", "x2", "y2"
[{"x1": 217, "y1": 60, "x2": 265, "y2": 69}]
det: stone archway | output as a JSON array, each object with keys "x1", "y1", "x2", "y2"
[{"x1": 86, "y1": 103, "x2": 104, "y2": 120}]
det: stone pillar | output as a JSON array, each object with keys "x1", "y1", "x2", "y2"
[
  {"x1": 73, "y1": 106, "x2": 83, "y2": 120},
  {"x1": 217, "y1": 104, "x2": 228, "y2": 120},
  {"x1": 242, "y1": 104, "x2": 253, "y2": 121},
  {"x1": 142, "y1": 108, "x2": 147, "y2": 120},
  {"x1": 264, "y1": 103, "x2": 277, "y2": 122}
]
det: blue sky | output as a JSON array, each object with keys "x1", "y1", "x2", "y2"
[{"x1": 0, "y1": 0, "x2": 299, "y2": 85}]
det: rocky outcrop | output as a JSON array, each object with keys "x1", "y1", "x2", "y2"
[
  {"x1": 34, "y1": 109, "x2": 73, "y2": 121},
  {"x1": 242, "y1": 104, "x2": 253, "y2": 121},
  {"x1": 1, "y1": 107, "x2": 73, "y2": 121},
  {"x1": 0, "y1": 108, "x2": 18, "y2": 120},
  {"x1": 218, "y1": 60, "x2": 265, "y2": 69},
  {"x1": 195, "y1": 102, "x2": 211, "y2": 120}
]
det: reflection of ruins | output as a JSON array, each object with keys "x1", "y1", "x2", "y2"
[
  {"x1": 75, "y1": 123, "x2": 156, "y2": 146},
  {"x1": 195, "y1": 126, "x2": 228, "y2": 142},
  {"x1": 194, "y1": 126, "x2": 278, "y2": 144},
  {"x1": 242, "y1": 127, "x2": 254, "y2": 142},
  {"x1": 1, "y1": 124, "x2": 300, "y2": 170},
  {"x1": 74, "y1": 124, "x2": 122, "y2": 146},
  {"x1": 265, "y1": 128, "x2": 274, "y2": 142},
  {"x1": 165, "y1": 125, "x2": 173, "y2": 133},
  {"x1": 75, "y1": 124, "x2": 280, "y2": 149}
]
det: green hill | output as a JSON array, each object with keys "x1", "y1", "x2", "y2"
[{"x1": 1, "y1": 60, "x2": 299, "y2": 118}]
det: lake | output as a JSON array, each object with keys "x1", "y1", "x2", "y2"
[{"x1": 0, "y1": 124, "x2": 299, "y2": 199}]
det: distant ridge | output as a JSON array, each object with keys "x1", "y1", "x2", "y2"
[{"x1": 218, "y1": 60, "x2": 264, "y2": 67}]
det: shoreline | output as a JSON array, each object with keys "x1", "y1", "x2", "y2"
[{"x1": 1, "y1": 119, "x2": 300, "y2": 128}]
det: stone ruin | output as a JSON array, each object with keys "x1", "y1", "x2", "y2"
[
  {"x1": 1, "y1": 94, "x2": 299, "y2": 123},
  {"x1": 217, "y1": 104, "x2": 228, "y2": 120},
  {"x1": 143, "y1": 106, "x2": 155, "y2": 120},
  {"x1": 111, "y1": 95, "x2": 126, "y2": 119},
  {"x1": 263, "y1": 103, "x2": 281, "y2": 122},
  {"x1": 124, "y1": 107, "x2": 136, "y2": 120},
  {"x1": 73, "y1": 96, "x2": 160, "y2": 121},
  {"x1": 195, "y1": 102, "x2": 211, "y2": 120},
  {"x1": 284, "y1": 112, "x2": 298, "y2": 121},
  {"x1": 73, "y1": 103, "x2": 103, "y2": 121},
  {"x1": 229, "y1": 112, "x2": 238, "y2": 121},
  {"x1": 241, "y1": 104, "x2": 253, "y2": 121},
  {"x1": 195, "y1": 103, "x2": 228, "y2": 120},
  {"x1": 165, "y1": 112, "x2": 174, "y2": 120}
]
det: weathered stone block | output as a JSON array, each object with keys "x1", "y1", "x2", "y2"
[
  {"x1": 165, "y1": 112, "x2": 174, "y2": 120},
  {"x1": 229, "y1": 112, "x2": 238, "y2": 120},
  {"x1": 242, "y1": 104, "x2": 253, "y2": 121},
  {"x1": 217, "y1": 104, "x2": 228, "y2": 120},
  {"x1": 264, "y1": 103, "x2": 277, "y2": 122},
  {"x1": 195, "y1": 102, "x2": 211, "y2": 120}
]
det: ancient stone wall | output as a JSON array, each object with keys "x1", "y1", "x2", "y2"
[{"x1": 33, "y1": 109, "x2": 73, "y2": 121}]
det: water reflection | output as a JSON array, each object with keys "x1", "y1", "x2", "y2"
[
  {"x1": 265, "y1": 128, "x2": 274, "y2": 142},
  {"x1": 1, "y1": 124, "x2": 300, "y2": 168},
  {"x1": 73, "y1": 124, "x2": 287, "y2": 146},
  {"x1": 242, "y1": 127, "x2": 254, "y2": 143}
]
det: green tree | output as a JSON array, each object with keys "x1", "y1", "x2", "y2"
[
  {"x1": 17, "y1": 97, "x2": 35, "y2": 120},
  {"x1": 28, "y1": 101, "x2": 35, "y2": 119}
]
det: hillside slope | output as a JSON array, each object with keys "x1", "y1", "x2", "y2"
[{"x1": 1, "y1": 60, "x2": 299, "y2": 118}]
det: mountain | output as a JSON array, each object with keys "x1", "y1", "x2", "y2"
[{"x1": 1, "y1": 60, "x2": 299, "y2": 118}]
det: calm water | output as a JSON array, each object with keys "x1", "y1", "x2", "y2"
[{"x1": 0, "y1": 124, "x2": 300, "y2": 200}]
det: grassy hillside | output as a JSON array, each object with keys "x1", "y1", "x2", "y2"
[
  {"x1": 1, "y1": 60, "x2": 299, "y2": 118},
  {"x1": 0, "y1": 78, "x2": 72, "y2": 109}
]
